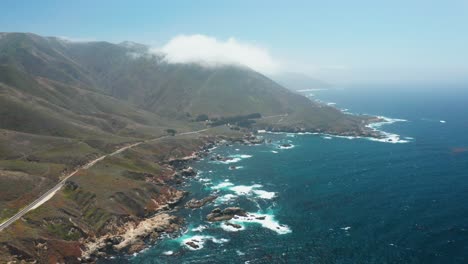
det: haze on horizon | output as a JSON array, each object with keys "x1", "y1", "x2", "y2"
[{"x1": 2, "y1": 0, "x2": 468, "y2": 85}]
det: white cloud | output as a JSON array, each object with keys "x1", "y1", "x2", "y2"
[
  {"x1": 153, "y1": 34, "x2": 281, "y2": 75},
  {"x1": 57, "y1": 36, "x2": 96, "y2": 43}
]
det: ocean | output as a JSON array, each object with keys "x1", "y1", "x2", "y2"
[{"x1": 103, "y1": 85, "x2": 468, "y2": 263}]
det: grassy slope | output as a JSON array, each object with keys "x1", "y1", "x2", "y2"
[{"x1": 0, "y1": 135, "x2": 213, "y2": 263}]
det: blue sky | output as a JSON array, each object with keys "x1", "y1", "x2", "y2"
[{"x1": 2, "y1": 0, "x2": 468, "y2": 84}]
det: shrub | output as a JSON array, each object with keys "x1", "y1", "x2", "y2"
[
  {"x1": 195, "y1": 114, "x2": 209, "y2": 122},
  {"x1": 166, "y1": 129, "x2": 177, "y2": 136}
]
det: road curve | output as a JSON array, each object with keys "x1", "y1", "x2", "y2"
[{"x1": 0, "y1": 128, "x2": 208, "y2": 232}]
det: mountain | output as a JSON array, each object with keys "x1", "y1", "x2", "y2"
[
  {"x1": 0, "y1": 33, "x2": 369, "y2": 132},
  {"x1": 0, "y1": 32, "x2": 375, "y2": 262},
  {"x1": 270, "y1": 72, "x2": 332, "y2": 91}
]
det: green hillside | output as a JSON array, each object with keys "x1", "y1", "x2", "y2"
[
  {"x1": 0, "y1": 33, "x2": 359, "y2": 125},
  {"x1": 0, "y1": 32, "x2": 375, "y2": 262}
]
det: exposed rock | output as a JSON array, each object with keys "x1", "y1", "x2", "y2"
[
  {"x1": 179, "y1": 167, "x2": 197, "y2": 177},
  {"x1": 211, "y1": 208, "x2": 221, "y2": 214},
  {"x1": 82, "y1": 213, "x2": 181, "y2": 260},
  {"x1": 104, "y1": 235, "x2": 123, "y2": 245},
  {"x1": 243, "y1": 134, "x2": 265, "y2": 145},
  {"x1": 210, "y1": 155, "x2": 235, "y2": 163},
  {"x1": 224, "y1": 221, "x2": 242, "y2": 229},
  {"x1": 185, "y1": 195, "x2": 218, "y2": 209},
  {"x1": 206, "y1": 207, "x2": 247, "y2": 222},
  {"x1": 185, "y1": 241, "x2": 199, "y2": 249},
  {"x1": 128, "y1": 240, "x2": 145, "y2": 254}
]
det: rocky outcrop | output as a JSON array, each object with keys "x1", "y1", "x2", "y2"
[
  {"x1": 224, "y1": 221, "x2": 242, "y2": 229},
  {"x1": 209, "y1": 155, "x2": 236, "y2": 163},
  {"x1": 185, "y1": 195, "x2": 218, "y2": 209},
  {"x1": 185, "y1": 241, "x2": 199, "y2": 249},
  {"x1": 178, "y1": 167, "x2": 197, "y2": 177},
  {"x1": 243, "y1": 134, "x2": 265, "y2": 145},
  {"x1": 206, "y1": 207, "x2": 247, "y2": 222},
  {"x1": 82, "y1": 213, "x2": 182, "y2": 260}
]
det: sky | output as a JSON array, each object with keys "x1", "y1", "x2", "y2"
[{"x1": 2, "y1": 0, "x2": 468, "y2": 85}]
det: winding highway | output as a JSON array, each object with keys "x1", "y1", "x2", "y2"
[
  {"x1": 0, "y1": 128, "x2": 208, "y2": 232},
  {"x1": 0, "y1": 116, "x2": 283, "y2": 232}
]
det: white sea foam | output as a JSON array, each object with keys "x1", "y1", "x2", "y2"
[
  {"x1": 218, "y1": 158, "x2": 241, "y2": 164},
  {"x1": 230, "y1": 184, "x2": 262, "y2": 195},
  {"x1": 236, "y1": 250, "x2": 246, "y2": 256},
  {"x1": 192, "y1": 225, "x2": 209, "y2": 232},
  {"x1": 367, "y1": 132, "x2": 409, "y2": 144},
  {"x1": 212, "y1": 181, "x2": 276, "y2": 200},
  {"x1": 230, "y1": 184, "x2": 276, "y2": 199},
  {"x1": 322, "y1": 136, "x2": 332, "y2": 140},
  {"x1": 253, "y1": 189, "x2": 276, "y2": 199},
  {"x1": 212, "y1": 181, "x2": 235, "y2": 190},
  {"x1": 215, "y1": 194, "x2": 238, "y2": 204},
  {"x1": 278, "y1": 144, "x2": 295, "y2": 149},
  {"x1": 231, "y1": 212, "x2": 292, "y2": 235},
  {"x1": 198, "y1": 178, "x2": 211, "y2": 183},
  {"x1": 341, "y1": 226, "x2": 351, "y2": 231},
  {"x1": 232, "y1": 154, "x2": 252, "y2": 159},
  {"x1": 327, "y1": 102, "x2": 337, "y2": 106},
  {"x1": 215, "y1": 154, "x2": 252, "y2": 164},
  {"x1": 182, "y1": 235, "x2": 229, "y2": 250},
  {"x1": 367, "y1": 116, "x2": 407, "y2": 129}
]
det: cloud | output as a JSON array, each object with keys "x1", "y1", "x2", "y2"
[
  {"x1": 57, "y1": 36, "x2": 96, "y2": 43},
  {"x1": 153, "y1": 34, "x2": 280, "y2": 75}
]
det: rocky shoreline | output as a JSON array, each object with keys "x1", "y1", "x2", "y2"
[
  {"x1": 0, "y1": 121, "x2": 387, "y2": 263},
  {"x1": 81, "y1": 213, "x2": 182, "y2": 260},
  {"x1": 259, "y1": 116, "x2": 386, "y2": 139},
  {"x1": 77, "y1": 122, "x2": 389, "y2": 262},
  {"x1": 77, "y1": 132, "x2": 277, "y2": 261}
]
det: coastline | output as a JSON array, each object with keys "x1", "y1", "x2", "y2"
[
  {"x1": 258, "y1": 116, "x2": 410, "y2": 144},
  {"x1": 90, "y1": 115, "x2": 410, "y2": 260},
  {"x1": 0, "y1": 111, "x2": 408, "y2": 263},
  {"x1": 78, "y1": 133, "x2": 287, "y2": 261}
]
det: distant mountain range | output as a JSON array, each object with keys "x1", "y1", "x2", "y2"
[{"x1": 0, "y1": 33, "x2": 357, "y2": 137}]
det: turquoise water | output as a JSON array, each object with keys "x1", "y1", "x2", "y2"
[{"x1": 105, "y1": 86, "x2": 468, "y2": 263}]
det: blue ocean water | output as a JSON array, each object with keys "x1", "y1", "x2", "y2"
[{"x1": 106, "y1": 85, "x2": 468, "y2": 263}]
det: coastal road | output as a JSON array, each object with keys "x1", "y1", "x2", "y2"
[{"x1": 0, "y1": 128, "x2": 209, "y2": 232}]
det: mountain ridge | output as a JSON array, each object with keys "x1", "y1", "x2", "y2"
[{"x1": 0, "y1": 32, "x2": 377, "y2": 263}]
